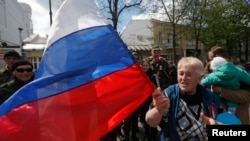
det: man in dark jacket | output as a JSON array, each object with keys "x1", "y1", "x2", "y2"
[
  {"x1": 0, "y1": 60, "x2": 34, "y2": 104},
  {"x1": 0, "y1": 50, "x2": 21, "y2": 85}
]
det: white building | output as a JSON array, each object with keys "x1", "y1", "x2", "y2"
[
  {"x1": 120, "y1": 19, "x2": 153, "y2": 59},
  {"x1": 0, "y1": 0, "x2": 32, "y2": 67}
]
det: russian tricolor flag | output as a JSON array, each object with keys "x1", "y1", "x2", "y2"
[{"x1": 0, "y1": 0, "x2": 155, "y2": 141}]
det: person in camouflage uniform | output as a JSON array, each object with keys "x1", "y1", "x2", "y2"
[
  {"x1": 147, "y1": 46, "x2": 170, "y2": 89},
  {"x1": 167, "y1": 60, "x2": 178, "y2": 85},
  {"x1": 0, "y1": 60, "x2": 34, "y2": 104},
  {"x1": 0, "y1": 50, "x2": 21, "y2": 85}
]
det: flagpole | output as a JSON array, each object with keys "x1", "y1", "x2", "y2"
[
  {"x1": 18, "y1": 27, "x2": 24, "y2": 58},
  {"x1": 49, "y1": 0, "x2": 52, "y2": 26}
]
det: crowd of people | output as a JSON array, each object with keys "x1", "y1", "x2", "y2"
[
  {"x1": 101, "y1": 46, "x2": 178, "y2": 141},
  {"x1": 1, "y1": 46, "x2": 250, "y2": 141},
  {"x1": 0, "y1": 50, "x2": 35, "y2": 104},
  {"x1": 101, "y1": 45, "x2": 250, "y2": 141}
]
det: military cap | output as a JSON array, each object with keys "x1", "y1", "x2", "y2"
[{"x1": 151, "y1": 45, "x2": 162, "y2": 51}]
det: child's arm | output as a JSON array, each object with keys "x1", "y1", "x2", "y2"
[{"x1": 201, "y1": 73, "x2": 220, "y2": 86}]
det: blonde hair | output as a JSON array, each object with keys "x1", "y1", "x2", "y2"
[{"x1": 177, "y1": 57, "x2": 204, "y2": 76}]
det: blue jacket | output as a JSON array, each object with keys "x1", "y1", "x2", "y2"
[{"x1": 161, "y1": 84, "x2": 221, "y2": 141}]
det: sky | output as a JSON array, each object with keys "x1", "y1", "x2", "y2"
[
  {"x1": 17, "y1": 0, "x2": 170, "y2": 37},
  {"x1": 17, "y1": 0, "x2": 135, "y2": 37},
  {"x1": 17, "y1": 0, "x2": 168, "y2": 36},
  {"x1": 17, "y1": 0, "x2": 66, "y2": 37}
]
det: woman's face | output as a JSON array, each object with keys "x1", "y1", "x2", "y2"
[
  {"x1": 208, "y1": 51, "x2": 214, "y2": 60},
  {"x1": 177, "y1": 65, "x2": 202, "y2": 94},
  {"x1": 141, "y1": 61, "x2": 150, "y2": 72}
]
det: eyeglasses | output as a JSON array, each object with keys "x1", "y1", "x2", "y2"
[{"x1": 15, "y1": 68, "x2": 33, "y2": 73}]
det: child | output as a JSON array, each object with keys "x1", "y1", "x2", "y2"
[{"x1": 201, "y1": 57, "x2": 250, "y2": 115}]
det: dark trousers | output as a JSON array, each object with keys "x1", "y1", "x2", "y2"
[{"x1": 122, "y1": 110, "x2": 139, "y2": 140}]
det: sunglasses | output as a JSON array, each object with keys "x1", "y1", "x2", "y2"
[{"x1": 15, "y1": 68, "x2": 33, "y2": 73}]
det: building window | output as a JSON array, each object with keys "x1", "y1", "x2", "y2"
[
  {"x1": 158, "y1": 32, "x2": 163, "y2": 44},
  {"x1": 186, "y1": 38, "x2": 195, "y2": 46},
  {"x1": 167, "y1": 33, "x2": 173, "y2": 47}
]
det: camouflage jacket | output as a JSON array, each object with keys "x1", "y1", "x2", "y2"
[
  {"x1": 147, "y1": 56, "x2": 170, "y2": 89},
  {"x1": 0, "y1": 77, "x2": 33, "y2": 104},
  {"x1": 0, "y1": 67, "x2": 14, "y2": 85}
]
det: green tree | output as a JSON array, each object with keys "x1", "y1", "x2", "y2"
[
  {"x1": 182, "y1": 0, "x2": 209, "y2": 57},
  {"x1": 155, "y1": 0, "x2": 192, "y2": 63},
  {"x1": 202, "y1": 0, "x2": 250, "y2": 61}
]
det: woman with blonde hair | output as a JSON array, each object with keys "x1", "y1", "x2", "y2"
[{"x1": 146, "y1": 57, "x2": 222, "y2": 141}]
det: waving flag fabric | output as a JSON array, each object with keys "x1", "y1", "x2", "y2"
[{"x1": 0, "y1": 0, "x2": 155, "y2": 141}]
